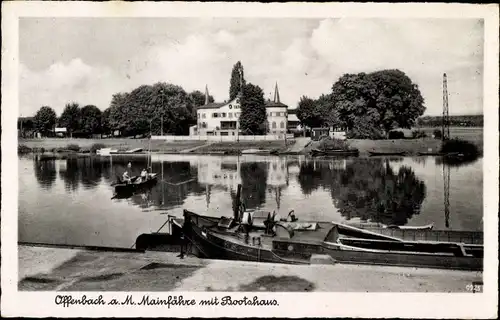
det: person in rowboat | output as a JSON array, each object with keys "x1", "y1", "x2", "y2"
[
  {"x1": 122, "y1": 171, "x2": 131, "y2": 184},
  {"x1": 140, "y1": 168, "x2": 148, "y2": 181}
]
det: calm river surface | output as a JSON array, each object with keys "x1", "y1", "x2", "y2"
[{"x1": 18, "y1": 154, "x2": 483, "y2": 249}]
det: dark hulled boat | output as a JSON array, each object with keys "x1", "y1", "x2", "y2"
[
  {"x1": 114, "y1": 173, "x2": 158, "y2": 194},
  {"x1": 369, "y1": 151, "x2": 406, "y2": 156},
  {"x1": 173, "y1": 210, "x2": 482, "y2": 271},
  {"x1": 310, "y1": 149, "x2": 359, "y2": 157}
]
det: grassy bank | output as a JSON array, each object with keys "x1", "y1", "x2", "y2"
[
  {"x1": 18, "y1": 126, "x2": 482, "y2": 156},
  {"x1": 19, "y1": 138, "x2": 207, "y2": 153},
  {"x1": 192, "y1": 140, "x2": 294, "y2": 154}
]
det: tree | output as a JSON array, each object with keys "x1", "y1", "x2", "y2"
[
  {"x1": 101, "y1": 107, "x2": 111, "y2": 136},
  {"x1": 239, "y1": 83, "x2": 266, "y2": 135},
  {"x1": 80, "y1": 105, "x2": 102, "y2": 136},
  {"x1": 296, "y1": 96, "x2": 324, "y2": 128},
  {"x1": 59, "y1": 102, "x2": 82, "y2": 137},
  {"x1": 188, "y1": 90, "x2": 214, "y2": 108},
  {"x1": 229, "y1": 61, "x2": 246, "y2": 100},
  {"x1": 108, "y1": 83, "x2": 196, "y2": 136},
  {"x1": 330, "y1": 69, "x2": 425, "y2": 137},
  {"x1": 33, "y1": 106, "x2": 57, "y2": 136}
]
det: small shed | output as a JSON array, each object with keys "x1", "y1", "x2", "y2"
[{"x1": 311, "y1": 127, "x2": 330, "y2": 141}]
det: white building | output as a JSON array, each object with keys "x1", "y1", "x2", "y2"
[{"x1": 193, "y1": 83, "x2": 288, "y2": 136}]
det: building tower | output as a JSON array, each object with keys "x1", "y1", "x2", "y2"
[
  {"x1": 442, "y1": 73, "x2": 450, "y2": 141},
  {"x1": 274, "y1": 82, "x2": 280, "y2": 103},
  {"x1": 204, "y1": 85, "x2": 210, "y2": 105}
]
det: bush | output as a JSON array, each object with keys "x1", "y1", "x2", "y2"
[
  {"x1": 388, "y1": 131, "x2": 405, "y2": 139},
  {"x1": 318, "y1": 136, "x2": 350, "y2": 151},
  {"x1": 66, "y1": 143, "x2": 80, "y2": 152},
  {"x1": 18, "y1": 145, "x2": 32, "y2": 154},
  {"x1": 90, "y1": 143, "x2": 106, "y2": 153},
  {"x1": 433, "y1": 129, "x2": 442, "y2": 139},
  {"x1": 412, "y1": 129, "x2": 427, "y2": 139},
  {"x1": 346, "y1": 122, "x2": 385, "y2": 140},
  {"x1": 440, "y1": 138, "x2": 479, "y2": 156}
]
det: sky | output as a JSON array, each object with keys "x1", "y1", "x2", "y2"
[{"x1": 19, "y1": 17, "x2": 484, "y2": 117}]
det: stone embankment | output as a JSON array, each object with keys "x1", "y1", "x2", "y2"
[{"x1": 18, "y1": 245, "x2": 482, "y2": 292}]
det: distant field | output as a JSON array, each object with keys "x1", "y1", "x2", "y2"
[{"x1": 416, "y1": 127, "x2": 483, "y2": 144}]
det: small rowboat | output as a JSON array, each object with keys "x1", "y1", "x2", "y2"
[
  {"x1": 114, "y1": 173, "x2": 158, "y2": 194},
  {"x1": 369, "y1": 151, "x2": 406, "y2": 156}
]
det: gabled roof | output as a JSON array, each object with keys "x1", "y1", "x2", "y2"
[
  {"x1": 265, "y1": 101, "x2": 288, "y2": 108},
  {"x1": 196, "y1": 102, "x2": 227, "y2": 110}
]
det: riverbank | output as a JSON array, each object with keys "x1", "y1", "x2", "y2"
[
  {"x1": 19, "y1": 130, "x2": 482, "y2": 157},
  {"x1": 18, "y1": 244, "x2": 482, "y2": 292}
]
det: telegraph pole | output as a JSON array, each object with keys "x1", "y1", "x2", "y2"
[{"x1": 442, "y1": 73, "x2": 450, "y2": 141}]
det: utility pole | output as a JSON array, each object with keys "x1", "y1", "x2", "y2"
[
  {"x1": 161, "y1": 115, "x2": 163, "y2": 136},
  {"x1": 442, "y1": 73, "x2": 450, "y2": 141}
]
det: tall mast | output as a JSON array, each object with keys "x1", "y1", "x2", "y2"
[{"x1": 442, "y1": 73, "x2": 450, "y2": 141}]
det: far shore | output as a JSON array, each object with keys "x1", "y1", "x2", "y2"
[{"x1": 18, "y1": 127, "x2": 483, "y2": 157}]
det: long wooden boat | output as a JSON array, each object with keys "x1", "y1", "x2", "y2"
[
  {"x1": 174, "y1": 210, "x2": 482, "y2": 271},
  {"x1": 310, "y1": 149, "x2": 359, "y2": 157},
  {"x1": 369, "y1": 151, "x2": 406, "y2": 156},
  {"x1": 383, "y1": 223, "x2": 434, "y2": 230},
  {"x1": 114, "y1": 173, "x2": 158, "y2": 193},
  {"x1": 352, "y1": 225, "x2": 483, "y2": 245},
  {"x1": 417, "y1": 152, "x2": 460, "y2": 156}
]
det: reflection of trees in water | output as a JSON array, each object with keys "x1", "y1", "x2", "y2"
[
  {"x1": 58, "y1": 159, "x2": 80, "y2": 191},
  {"x1": 33, "y1": 160, "x2": 57, "y2": 190},
  {"x1": 297, "y1": 159, "x2": 427, "y2": 225},
  {"x1": 435, "y1": 154, "x2": 480, "y2": 168},
  {"x1": 297, "y1": 161, "x2": 327, "y2": 195},
  {"x1": 57, "y1": 157, "x2": 107, "y2": 192},
  {"x1": 79, "y1": 158, "x2": 104, "y2": 189},
  {"x1": 240, "y1": 162, "x2": 268, "y2": 210}
]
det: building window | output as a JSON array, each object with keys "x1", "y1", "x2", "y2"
[
  {"x1": 221, "y1": 112, "x2": 226, "y2": 118},
  {"x1": 213, "y1": 113, "x2": 218, "y2": 118},
  {"x1": 280, "y1": 121, "x2": 285, "y2": 129},
  {"x1": 202, "y1": 122, "x2": 207, "y2": 128},
  {"x1": 198, "y1": 113, "x2": 200, "y2": 118},
  {"x1": 202, "y1": 113, "x2": 206, "y2": 119},
  {"x1": 272, "y1": 122, "x2": 276, "y2": 129},
  {"x1": 229, "y1": 113, "x2": 232, "y2": 118}
]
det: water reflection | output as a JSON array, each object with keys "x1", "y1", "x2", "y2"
[
  {"x1": 20, "y1": 154, "x2": 483, "y2": 247},
  {"x1": 33, "y1": 159, "x2": 57, "y2": 190},
  {"x1": 435, "y1": 154, "x2": 480, "y2": 168},
  {"x1": 297, "y1": 158, "x2": 427, "y2": 225},
  {"x1": 26, "y1": 154, "x2": 481, "y2": 225}
]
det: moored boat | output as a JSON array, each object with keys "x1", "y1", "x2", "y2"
[
  {"x1": 173, "y1": 210, "x2": 482, "y2": 271},
  {"x1": 310, "y1": 149, "x2": 359, "y2": 157},
  {"x1": 369, "y1": 151, "x2": 406, "y2": 156}
]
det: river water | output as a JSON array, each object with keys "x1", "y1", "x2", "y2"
[{"x1": 18, "y1": 154, "x2": 483, "y2": 249}]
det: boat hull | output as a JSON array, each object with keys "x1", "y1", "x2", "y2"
[
  {"x1": 179, "y1": 211, "x2": 483, "y2": 271},
  {"x1": 369, "y1": 151, "x2": 406, "y2": 156},
  {"x1": 311, "y1": 149, "x2": 359, "y2": 157},
  {"x1": 114, "y1": 175, "x2": 158, "y2": 194}
]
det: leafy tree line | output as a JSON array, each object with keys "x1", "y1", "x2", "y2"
[
  {"x1": 28, "y1": 83, "x2": 214, "y2": 137},
  {"x1": 27, "y1": 61, "x2": 270, "y2": 137},
  {"x1": 296, "y1": 69, "x2": 426, "y2": 139},
  {"x1": 416, "y1": 115, "x2": 483, "y2": 127}
]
